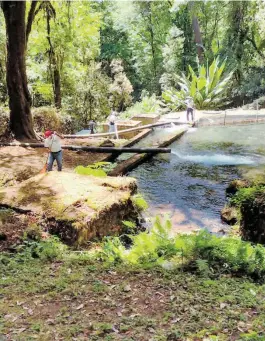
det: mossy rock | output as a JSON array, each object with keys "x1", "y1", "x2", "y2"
[
  {"x1": 226, "y1": 179, "x2": 251, "y2": 196},
  {"x1": 221, "y1": 206, "x2": 238, "y2": 225},
  {"x1": 99, "y1": 139, "x2": 115, "y2": 147},
  {"x1": 240, "y1": 191, "x2": 265, "y2": 244},
  {"x1": 0, "y1": 172, "x2": 138, "y2": 246}
]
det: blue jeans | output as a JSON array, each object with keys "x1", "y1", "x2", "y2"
[
  {"x1": 187, "y1": 108, "x2": 194, "y2": 121},
  {"x1": 47, "y1": 150, "x2": 63, "y2": 171}
]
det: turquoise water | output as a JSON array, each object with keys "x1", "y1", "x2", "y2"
[{"x1": 130, "y1": 124, "x2": 265, "y2": 233}]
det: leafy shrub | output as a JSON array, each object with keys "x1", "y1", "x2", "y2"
[
  {"x1": 15, "y1": 236, "x2": 67, "y2": 262},
  {"x1": 109, "y1": 59, "x2": 133, "y2": 112},
  {"x1": 162, "y1": 58, "x2": 233, "y2": 110},
  {"x1": 230, "y1": 186, "x2": 265, "y2": 208},
  {"x1": 24, "y1": 224, "x2": 43, "y2": 241},
  {"x1": 32, "y1": 107, "x2": 61, "y2": 132},
  {"x1": 0, "y1": 107, "x2": 9, "y2": 136},
  {"x1": 32, "y1": 106, "x2": 77, "y2": 134},
  {"x1": 98, "y1": 217, "x2": 265, "y2": 281},
  {"x1": 123, "y1": 94, "x2": 165, "y2": 118}
]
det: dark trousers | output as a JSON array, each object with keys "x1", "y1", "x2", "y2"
[{"x1": 187, "y1": 108, "x2": 194, "y2": 121}]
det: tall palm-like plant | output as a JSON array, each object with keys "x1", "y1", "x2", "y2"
[{"x1": 162, "y1": 58, "x2": 233, "y2": 110}]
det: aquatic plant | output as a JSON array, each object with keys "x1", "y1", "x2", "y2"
[{"x1": 162, "y1": 57, "x2": 233, "y2": 110}]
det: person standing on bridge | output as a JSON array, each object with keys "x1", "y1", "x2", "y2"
[{"x1": 185, "y1": 96, "x2": 195, "y2": 122}]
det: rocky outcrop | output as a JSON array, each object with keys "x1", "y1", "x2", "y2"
[
  {"x1": 240, "y1": 191, "x2": 265, "y2": 244},
  {"x1": 226, "y1": 179, "x2": 251, "y2": 196},
  {"x1": 0, "y1": 172, "x2": 139, "y2": 246},
  {"x1": 221, "y1": 206, "x2": 238, "y2": 225}
]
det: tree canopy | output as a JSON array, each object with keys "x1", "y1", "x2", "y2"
[{"x1": 1, "y1": 0, "x2": 265, "y2": 138}]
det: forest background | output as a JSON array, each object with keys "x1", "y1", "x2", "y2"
[{"x1": 1, "y1": 0, "x2": 265, "y2": 134}]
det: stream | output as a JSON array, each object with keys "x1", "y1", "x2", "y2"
[{"x1": 129, "y1": 123, "x2": 265, "y2": 233}]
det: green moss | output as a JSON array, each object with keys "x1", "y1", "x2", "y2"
[
  {"x1": 0, "y1": 208, "x2": 14, "y2": 223},
  {"x1": 230, "y1": 186, "x2": 265, "y2": 208},
  {"x1": 131, "y1": 194, "x2": 148, "y2": 211}
]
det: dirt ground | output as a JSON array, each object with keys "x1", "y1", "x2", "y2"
[
  {"x1": 0, "y1": 137, "x2": 117, "y2": 187},
  {"x1": 0, "y1": 138, "x2": 122, "y2": 250},
  {"x1": 1, "y1": 259, "x2": 265, "y2": 341}
]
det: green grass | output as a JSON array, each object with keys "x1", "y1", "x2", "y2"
[
  {"x1": 1, "y1": 255, "x2": 265, "y2": 340},
  {"x1": 1, "y1": 219, "x2": 265, "y2": 340}
]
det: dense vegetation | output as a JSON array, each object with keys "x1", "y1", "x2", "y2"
[
  {"x1": 1, "y1": 219, "x2": 265, "y2": 339},
  {"x1": 1, "y1": 1, "x2": 265, "y2": 138}
]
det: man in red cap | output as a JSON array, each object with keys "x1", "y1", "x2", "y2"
[{"x1": 44, "y1": 130, "x2": 64, "y2": 171}]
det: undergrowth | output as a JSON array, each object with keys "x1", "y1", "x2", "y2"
[
  {"x1": 230, "y1": 185, "x2": 265, "y2": 208},
  {"x1": 1, "y1": 217, "x2": 265, "y2": 282},
  {"x1": 99, "y1": 217, "x2": 265, "y2": 281}
]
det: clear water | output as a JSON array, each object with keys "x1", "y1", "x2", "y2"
[{"x1": 129, "y1": 124, "x2": 265, "y2": 233}]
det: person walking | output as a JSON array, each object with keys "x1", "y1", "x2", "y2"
[
  {"x1": 88, "y1": 120, "x2": 96, "y2": 134},
  {"x1": 185, "y1": 96, "x2": 195, "y2": 122},
  {"x1": 108, "y1": 111, "x2": 118, "y2": 139},
  {"x1": 44, "y1": 130, "x2": 64, "y2": 171}
]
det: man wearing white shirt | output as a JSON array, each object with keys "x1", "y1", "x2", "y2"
[
  {"x1": 44, "y1": 130, "x2": 64, "y2": 171},
  {"x1": 108, "y1": 111, "x2": 118, "y2": 139}
]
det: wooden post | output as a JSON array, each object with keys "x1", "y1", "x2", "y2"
[
  {"x1": 224, "y1": 110, "x2": 227, "y2": 126},
  {"x1": 256, "y1": 101, "x2": 259, "y2": 123}
]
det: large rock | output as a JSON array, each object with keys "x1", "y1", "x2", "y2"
[
  {"x1": 240, "y1": 191, "x2": 265, "y2": 244},
  {"x1": 0, "y1": 172, "x2": 138, "y2": 246},
  {"x1": 221, "y1": 206, "x2": 238, "y2": 225},
  {"x1": 226, "y1": 179, "x2": 251, "y2": 196}
]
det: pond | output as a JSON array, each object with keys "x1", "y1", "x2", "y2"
[{"x1": 129, "y1": 123, "x2": 265, "y2": 233}]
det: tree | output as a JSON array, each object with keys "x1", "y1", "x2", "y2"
[
  {"x1": 109, "y1": 59, "x2": 133, "y2": 112},
  {"x1": 188, "y1": 1, "x2": 204, "y2": 64},
  {"x1": 1, "y1": 1, "x2": 36, "y2": 140}
]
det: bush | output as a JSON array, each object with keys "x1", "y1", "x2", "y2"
[
  {"x1": 32, "y1": 106, "x2": 76, "y2": 134},
  {"x1": 98, "y1": 217, "x2": 265, "y2": 281},
  {"x1": 122, "y1": 94, "x2": 166, "y2": 118},
  {"x1": 32, "y1": 107, "x2": 61, "y2": 133},
  {"x1": 0, "y1": 107, "x2": 9, "y2": 137}
]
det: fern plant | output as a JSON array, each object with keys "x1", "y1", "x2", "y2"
[{"x1": 162, "y1": 57, "x2": 233, "y2": 110}]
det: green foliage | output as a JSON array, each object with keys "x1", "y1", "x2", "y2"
[
  {"x1": 74, "y1": 161, "x2": 117, "y2": 177},
  {"x1": 131, "y1": 194, "x2": 148, "y2": 211},
  {"x1": 0, "y1": 107, "x2": 9, "y2": 136},
  {"x1": 14, "y1": 236, "x2": 67, "y2": 262},
  {"x1": 162, "y1": 58, "x2": 233, "y2": 109},
  {"x1": 32, "y1": 107, "x2": 61, "y2": 132},
  {"x1": 71, "y1": 61, "x2": 111, "y2": 126},
  {"x1": 231, "y1": 186, "x2": 265, "y2": 208},
  {"x1": 98, "y1": 217, "x2": 265, "y2": 281},
  {"x1": 109, "y1": 59, "x2": 133, "y2": 112},
  {"x1": 74, "y1": 164, "x2": 107, "y2": 178},
  {"x1": 123, "y1": 94, "x2": 165, "y2": 118}
]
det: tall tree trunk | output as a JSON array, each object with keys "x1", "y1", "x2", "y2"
[
  {"x1": 2, "y1": 1, "x2": 36, "y2": 141},
  {"x1": 189, "y1": 1, "x2": 204, "y2": 64},
  {"x1": 46, "y1": 7, "x2": 61, "y2": 109},
  {"x1": 50, "y1": 52, "x2": 62, "y2": 108},
  {"x1": 26, "y1": 1, "x2": 38, "y2": 44}
]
